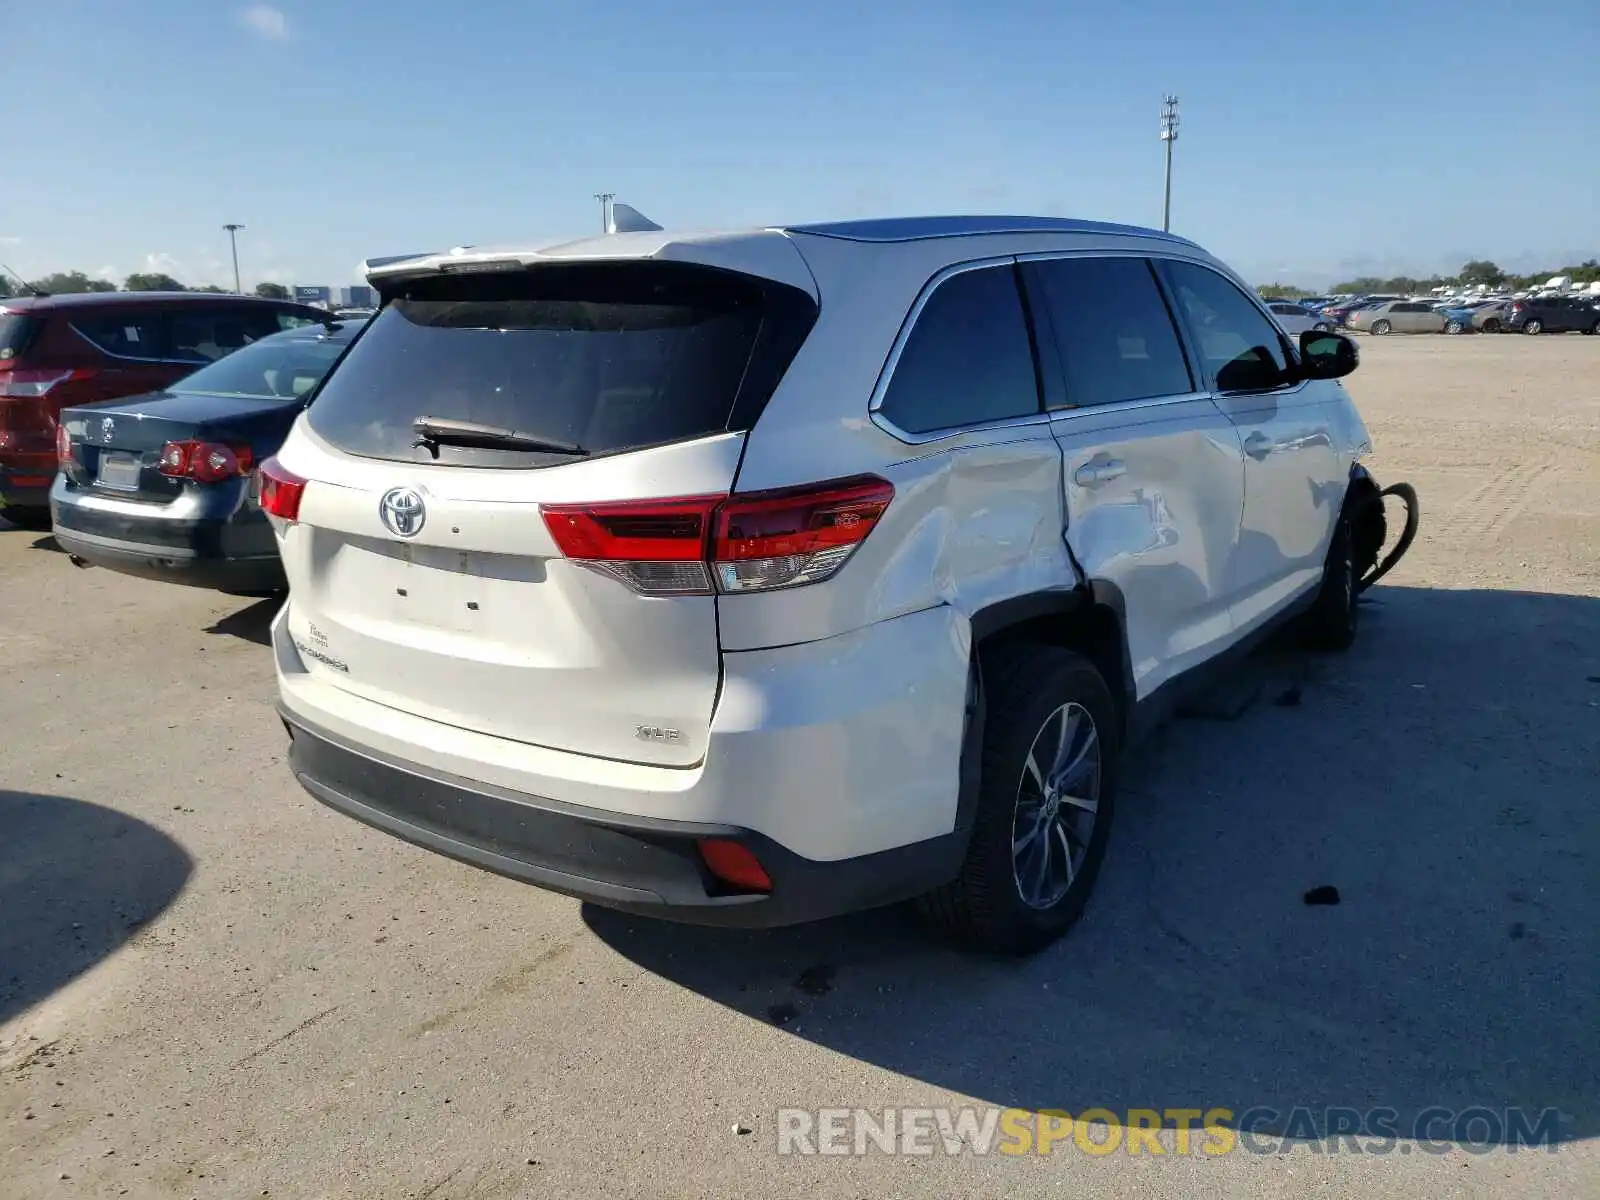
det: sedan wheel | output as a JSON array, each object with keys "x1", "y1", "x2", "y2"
[
  {"x1": 1524, "y1": 320, "x2": 1543, "y2": 335},
  {"x1": 1370, "y1": 320, "x2": 1392, "y2": 335},
  {"x1": 1445, "y1": 320, "x2": 1464, "y2": 334},
  {"x1": 1312, "y1": 321, "x2": 1330, "y2": 332}
]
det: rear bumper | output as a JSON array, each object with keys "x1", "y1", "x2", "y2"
[
  {"x1": 51, "y1": 478, "x2": 283, "y2": 593},
  {"x1": 0, "y1": 464, "x2": 54, "y2": 511},
  {"x1": 281, "y1": 708, "x2": 965, "y2": 927}
]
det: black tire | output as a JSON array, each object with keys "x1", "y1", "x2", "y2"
[
  {"x1": 1370, "y1": 319, "x2": 1391, "y2": 335},
  {"x1": 0, "y1": 506, "x2": 52, "y2": 532},
  {"x1": 1300, "y1": 508, "x2": 1359, "y2": 652},
  {"x1": 1585, "y1": 320, "x2": 1599, "y2": 336},
  {"x1": 919, "y1": 646, "x2": 1119, "y2": 955},
  {"x1": 1482, "y1": 318, "x2": 1501, "y2": 333},
  {"x1": 1445, "y1": 320, "x2": 1464, "y2": 335},
  {"x1": 1524, "y1": 319, "x2": 1542, "y2": 335}
]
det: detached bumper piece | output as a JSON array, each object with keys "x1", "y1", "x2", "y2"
[{"x1": 280, "y1": 710, "x2": 964, "y2": 928}]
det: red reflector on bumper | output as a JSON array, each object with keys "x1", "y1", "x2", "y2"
[{"x1": 697, "y1": 839, "x2": 772, "y2": 893}]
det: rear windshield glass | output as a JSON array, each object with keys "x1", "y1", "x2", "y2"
[
  {"x1": 0, "y1": 312, "x2": 43, "y2": 361},
  {"x1": 176, "y1": 332, "x2": 350, "y2": 400},
  {"x1": 306, "y1": 263, "x2": 773, "y2": 467}
]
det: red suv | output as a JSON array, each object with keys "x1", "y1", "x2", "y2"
[{"x1": 0, "y1": 291, "x2": 330, "y2": 529}]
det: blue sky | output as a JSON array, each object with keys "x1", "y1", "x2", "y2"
[{"x1": 6, "y1": 1, "x2": 1596, "y2": 290}]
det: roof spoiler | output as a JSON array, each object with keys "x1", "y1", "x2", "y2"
[{"x1": 361, "y1": 251, "x2": 439, "y2": 279}]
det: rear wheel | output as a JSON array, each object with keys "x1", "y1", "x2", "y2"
[
  {"x1": 1370, "y1": 319, "x2": 1392, "y2": 335},
  {"x1": 1312, "y1": 321, "x2": 1330, "y2": 332},
  {"x1": 1300, "y1": 508, "x2": 1359, "y2": 652},
  {"x1": 919, "y1": 646, "x2": 1118, "y2": 955},
  {"x1": 1445, "y1": 320, "x2": 1464, "y2": 334},
  {"x1": 0, "y1": 506, "x2": 52, "y2": 532},
  {"x1": 1524, "y1": 319, "x2": 1543, "y2": 335},
  {"x1": 1482, "y1": 318, "x2": 1501, "y2": 333},
  {"x1": 1585, "y1": 320, "x2": 1600, "y2": 336}
]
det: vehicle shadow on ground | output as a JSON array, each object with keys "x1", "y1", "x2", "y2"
[
  {"x1": 587, "y1": 585, "x2": 1599, "y2": 1146},
  {"x1": 0, "y1": 791, "x2": 193, "y2": 1025},
  {"x1": 28, "y1": 534, "x2": 61, "y2": 553},
  {"x1": 204, "y1": 596, "x2": 281, "y2": 646}
]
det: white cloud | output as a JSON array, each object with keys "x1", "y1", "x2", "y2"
[
  {"x1": 144, "y1": 252, "x2": 186, "y2": 277},
  {"x1": 95, "y1": 265, "x2": 118, "y2": 280},
  {"x1": 0, "y1": 236, "x2": 21, "y2": 245},
  {"x1": 239, "y1": 5, "x2": 288, "y2": 40}
]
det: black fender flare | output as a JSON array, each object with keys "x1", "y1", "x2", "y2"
[{"x1": 955, "y1": 582, "x2": 1134, "y2": 835}]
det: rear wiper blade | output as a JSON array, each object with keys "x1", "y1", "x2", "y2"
[{"x1": 412, "y1": 416, "x2": 586, "y2": 456}]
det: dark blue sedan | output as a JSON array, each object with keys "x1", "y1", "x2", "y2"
[{"x1": 50, "y1": 319, "x2": 363, "y2": 594}]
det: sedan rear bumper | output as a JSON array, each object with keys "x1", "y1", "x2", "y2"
[{"x1": 51, "y1": 481, "x2": 284, "y2": 594}]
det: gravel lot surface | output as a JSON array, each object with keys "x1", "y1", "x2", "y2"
[{"x1": 2, "y1": 334, "x2": 1596, "y2": 1198}]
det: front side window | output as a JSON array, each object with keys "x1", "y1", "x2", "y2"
[
  {"x1": 1162, "y1": 260, "x2": 1292, "y2": 393},
  {"x1": 1023, "y1": 256, "x2": 1192, "y2": 408},
  {"x1": 877, "y1": 264, "x2": 1040, "y2": 434}
]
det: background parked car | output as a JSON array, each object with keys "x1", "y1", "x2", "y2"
[
  {"x1": 1263, "y1": 300, "x2": 1332, "y2": 335},
  {"x1": 51, "y1": 319, "x2": 361, "y2": 593},
  {"x1": 1346, "y1": 300, "x2": 1448, "y2": 335},
  {"x1": 1502, "y1": 295, "x2": 1600, "y2": 335},
  {"x1": 0, "y1": 291, "x2": 329, "y2": 530}
]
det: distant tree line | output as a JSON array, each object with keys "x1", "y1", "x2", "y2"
[
  {"x1": 1259, "y1": 259, "x2": 1600, "y2": 299},
  {"x1": 0, "y1": 271, "x2": 291, "y2": 300}
]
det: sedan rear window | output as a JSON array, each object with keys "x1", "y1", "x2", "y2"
[
  {"x1": 176, "y1": 332, "x2": 349, "y2": 400},
  {"x1": 306, "y1": 263, "x2": 800, "y2": 468}
]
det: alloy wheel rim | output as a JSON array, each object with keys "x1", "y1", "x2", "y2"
[{"x1": 1011, "y1": 702, "x2": 1101, "y2": 911}]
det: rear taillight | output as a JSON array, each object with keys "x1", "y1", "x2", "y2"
[
  {"x1": 0, "y1": 367, "x2": 97, "y2": 398},
  {"x1": 158, "y1": 440, "x2": 255, "y2": 484},
  {"x1": 56, "y1": 423, "x2": 71, "y2": 467},
  {"x1": 541, "y1": 476, "x2": 894, "y2": 596},
  {"x1": 712, "y1": 476, "x2": 895, "y2": 592},
  {"x1": 257, "y1": 456, "x2": 307, "y2": 522}
]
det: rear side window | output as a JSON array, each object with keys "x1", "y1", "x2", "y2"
[
  {"x1": 1161, "y1": 260, "x2": 1292, "y2": 393},
  {"x1": 307, "y1": 262, "x2": 796, "y2": 467},
  {"x1": 1023, "y1": 257, "x2": 1193, "y2": 408},
  {"x1": 877, "y1": 264, "x2": 1039, "y2": 434},
  {"x1": 0, "y1": 312, "x2": 42, "y2": 361},
  {"x1": 166, "y1": 306, "x2": 293, "y2": 365},
  {"x1": 71, "y1": 312, "x2": 164, "y2": 360}
]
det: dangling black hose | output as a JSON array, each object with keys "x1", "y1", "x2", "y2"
[{"x1": 1355, "y1": 481, "x2": 1420, "y2": 594}]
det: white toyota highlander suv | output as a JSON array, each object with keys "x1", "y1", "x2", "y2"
[{"x1": 263, "y1": 214, "x2": 1376, "y2": 954}]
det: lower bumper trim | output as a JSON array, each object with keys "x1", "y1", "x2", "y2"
[{"x1": 280, "y1": 707, "x2": 966, "y2": 928}]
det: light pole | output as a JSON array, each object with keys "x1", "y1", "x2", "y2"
[
  {"x1": 1159, "y1": 96, "x2": 1179, "y2": 233},
  {"x1": 593, "y1": 193, "x2": 615, "y2": 233},
  {"x1": 223, "y1": 224, "x2": 245, "y2": 292}
]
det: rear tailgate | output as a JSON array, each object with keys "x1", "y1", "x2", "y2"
[{"x1": 273, "y1": 257, "x2": 817, "y2": 768}]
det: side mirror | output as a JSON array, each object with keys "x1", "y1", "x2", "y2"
[{"x1": 1298, "y1": 330, "x2": 1359, "y2": 380}]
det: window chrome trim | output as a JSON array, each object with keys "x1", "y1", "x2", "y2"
[
  {"x1": 868, "y1": 256, "x2": 1045, "y2": 446},
  {"x1": 1045, "y1": 389, "x2": 1217, "y2": 421}
]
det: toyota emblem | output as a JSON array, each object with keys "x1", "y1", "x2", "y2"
[{"x1": 379, "y1": 487, "x2": 426, "y2": 538}]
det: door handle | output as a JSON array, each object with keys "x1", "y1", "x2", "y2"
[
  {"x1": 1074, "y1": 458, "x2": 1126, "y2": 487},
  {"x1": 1243, "y1": 432, "x2": 1273, "y2": 460}
]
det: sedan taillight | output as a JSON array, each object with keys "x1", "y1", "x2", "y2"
[{"x1": 158, "y1": 440, "x2": 255, "y2": 483}]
